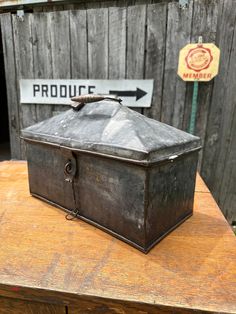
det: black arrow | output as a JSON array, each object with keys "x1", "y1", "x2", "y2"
[{"x1": 109, "y1": 88, "x2": 147, "y2": 101}]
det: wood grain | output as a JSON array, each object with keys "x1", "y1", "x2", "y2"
[
  {"x1": 50, "y1": 10, "x2": 71, "y2": 115},
  {"x1": 108, "y1": 6, "x2": 126, "y2": 79},
  {"x1": 201, "y1": 0, "x2": 234, "y2": 185},
  {"x1": 0, "y1": 296, "x2": 65, "y2": 314},
  {"x1": 70, "y1": 9, "x2": 88, "y2": 79},
  {"x1": 0, "y1": 161, "x2": 235, "y2": 313},
  {"x1": 126, "y1": 4, "x2": 146, "y2": 113},
  {"x1": 12, "y1": 14, "x2": 36, "y2": 128},
  {"x1": 143, "y1": 2, "x2": 167, "y2": 120},
  {"x1": 0, "y1": 14, "x2": 21, "y2": 159},
  {"x1": 12, "y1": 14, "x2": 36, "y2": 159},
  {"x1": 201, "y1": 0, "x2": 236, "y2": 222},
  {"x1": 182, "y1": 0, "x2": 219, "y2": 169},
  {"x1": 87, "y1": 7, "x2": 109, "y2": 79},
  {"x1": 220, "y1": 104, "x2": 236, "y2": 223},
  {"x1": 49, "y1": 11, "x2": 70, "y2": 78},
  {"x1": 161, "y1": 1, "x2": 193, "y2": 128},
  {"x1": 217, "y1": 10, "x2": 236, "y2": 222},
  {"x1": 31, "y1": 12, "x2": 54, "y2": 122}
]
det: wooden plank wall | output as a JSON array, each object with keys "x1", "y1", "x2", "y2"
[{"x1": 1, "y1": 0, "x2": 236, "y2": 224}]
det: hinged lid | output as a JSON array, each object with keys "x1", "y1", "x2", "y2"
[{"x1": 21, "y1": 98, "x2": 201, "y2": 164}]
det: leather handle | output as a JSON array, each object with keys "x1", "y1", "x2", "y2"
[{"x1": 71, "y1": 94, "x2": 122, "y2": 110}]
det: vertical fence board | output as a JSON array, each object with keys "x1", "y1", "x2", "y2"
[
  {"x1": 143, "y1": 2, "x2": 167, "y2": 120},
  {"x1": 0, "y1": 14, "x2": 21, "y2": 159},
  {"x1": 214, "y1": 6, "x2": 236, "y2": 222},
  {"x1": 12, "y1": 14, "x2": 37, "y2": 158},
  {"x1": 31, "y1": 13, "x2": 53, "y2": 122},
  {"x1": 12, "y1": 14, "x2": 36, "y2": 129},
  {"x1": 126, "y1": 5, "x2": 146, "y2": 113},
  {"x1": 50, "y1": 11, "x2": 71, "y2": 79},
  {"x1": 70, "y1": 10, "x2": 88, "y2": 79},
  {"x1": 220, "y1": 105, "x2": 236, "y2": 223},
  {"x1": 126, "y1": 5, "x2": 146, "y2": 78},
  {"x1": 0, "y1": 296, "x2": 66, "y2": 314},
  {"x1": 108, "y1": 6, "x2": 126, "y2": 79},
  {"x1": 201, "y1": 0, "x2": 236, "y2": 193},
  {"x1": 161, "y1": 1, "x2": 193, "y2": 128},
  {"x1": 87, "y1": 8, "x2": 109, "y2": 79},
  {"x1": 49, "y1": 10, "x2": 71, "y2": 114},
  {"x1": 183, "y1": 0, "x2": 219, "y2": 168}
]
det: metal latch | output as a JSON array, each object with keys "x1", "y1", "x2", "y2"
[
  {"x1": 62, "y1": 150, "x2": 79, "y2": 220},
  {"x1": 62, "y1": 149, "x2": 77, "y2": 183},
  {"x1": 64, "y1": 159, "x2": 76, "y2": 183}
]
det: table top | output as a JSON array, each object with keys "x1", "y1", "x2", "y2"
[{"x1": 0, "y1": 161, "x2": 236, "y2": 313}]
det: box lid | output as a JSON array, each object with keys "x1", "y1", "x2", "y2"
[{"x1": 21, "y1": 98, "x2": 201, "y2": 164}]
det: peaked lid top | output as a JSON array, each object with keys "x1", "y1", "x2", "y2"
[{"x1": 21, "y1": 100, "x2": 201, "y2": 164}]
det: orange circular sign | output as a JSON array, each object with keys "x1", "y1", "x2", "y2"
[
  {"x1": 178, "y1": 43, "x2": 220, "y2": 82},
  {"x1": 185, "y1": 45, "x2": 213, "y2": 72}
]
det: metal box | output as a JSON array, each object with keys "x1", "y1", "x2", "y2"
[{"x1": 22, "y1": 97, "x2": 201, "y2": 253}]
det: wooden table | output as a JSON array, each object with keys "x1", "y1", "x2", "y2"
[{"x1": 0, "y1": 161, "x2": 236, "y2": 314}]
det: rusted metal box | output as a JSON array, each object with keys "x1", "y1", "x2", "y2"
[{"x1": 22, "y1": 97, "x2": 201, "y2": 253}]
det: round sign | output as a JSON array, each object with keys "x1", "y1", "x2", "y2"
[
  {"x1": 178, "y1": 43, "x2": 220, "y2": 82},
  {"x1": 185, "y1": 46, "x2": 213, "y2": 72}
]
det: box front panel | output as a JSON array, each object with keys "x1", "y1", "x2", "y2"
[
  {"x1": 146, "y1": 152, "x2": 198, "y2": 248},
  {"x1": 75, "y1": 154, "x2": 146, "y2": 248},
  {"x1": 26, "y1": 143, "x2": 75, "y2": 211}
]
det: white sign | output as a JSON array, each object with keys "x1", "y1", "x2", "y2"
[{"x1": 20, "y1": 79, "x2": 154, "y2": 108}]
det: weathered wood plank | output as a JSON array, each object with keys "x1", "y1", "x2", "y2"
[
  {"x1": 31, "y1": 12, "x2": 54, "y2": 122},
  {"x1": 0, "y1": 296, "x2": 65, "y2": 314},
  {"x1": 70, "y1": 9, "x2": 88, "y2": 80},
  {"x1": 12, "y1": 14, "x2": 37, "y2": 159},
  {"x1": 0, "y1": 14, "x2": 21, "y2": 159},
  {"x1": 49, "y1": 10, "x2": 71, "y2": 114},
  {"x1": 87, "y1": 8, "x2": 109, "y2": 79},
  {"x1": 126, "y1": 4, "x2": 146, "y2": 113},
  {"x1": 220, "y1": 105, "x2": 236, "y2": 224},
  {"x1": 201, "y1": 0, "x2": 236, "y2": 193},
  {"x1": 183, "y1": 0, "x2": 219, "y2": 169},
  {"x1": 49, "y1": 11, "x2": 70, "y2": 79},
  {"x1": 161, "y1": 1, "x2": 193, "y2": 128},
  {"x1": 108, "y1": 6, "x2": 126, "y2": 79},
  {"x1": 31, "y1": 13, "x2": 53, "y2": 79},
  {"x1": 12, "y1": 15, "x2": 36, "y2": 126},
  {"x1": 68, "y1": 296, "x2": 217, "y2": 314},
  {"x1": 143, "y1": 3, "x2": 167, "y2": 120},
  {"x1": 215, "y1": 4, "x2": 236, "y2": 223},
  {"x1": 126, "y1": 4, "x2": 146, "y2": 79}
]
